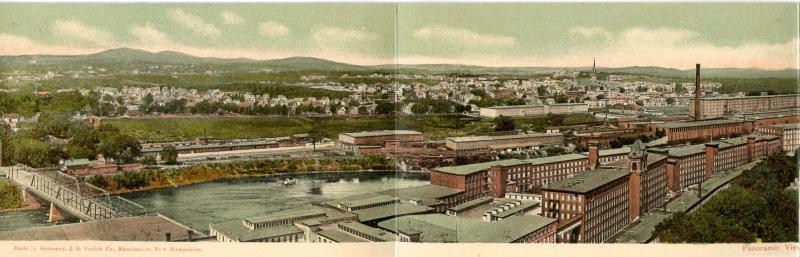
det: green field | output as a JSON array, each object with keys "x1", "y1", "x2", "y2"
[
  {"x1": 103, "y1": 114, "x2": 597, "y2": 143},
  {"x1": 104, "y1": 116, "x2": 395, "y2": 142}
]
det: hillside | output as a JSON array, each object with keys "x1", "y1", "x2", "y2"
[{"x1": 0, "y1": 48, "x2": 797, "y2": 79}]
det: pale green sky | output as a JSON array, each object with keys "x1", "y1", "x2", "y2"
[{"x1": 0, "y1": 3, "x2": 797, "y2": 68}]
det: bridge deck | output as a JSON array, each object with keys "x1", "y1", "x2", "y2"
[{"x1": 4, "y1": 166, "x2": 145, "y2": 221}]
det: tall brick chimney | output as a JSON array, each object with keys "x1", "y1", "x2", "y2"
[
  {"x1": 694, "y1": 64, "x2": 701, "y2": 120},
  {"x1": 587, "y1": 140, "x2": 599, "y2": 169}
]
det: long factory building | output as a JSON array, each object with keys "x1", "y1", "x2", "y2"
[{"x1": 430, "y1": 134, "x2": 781, "y2": 243}]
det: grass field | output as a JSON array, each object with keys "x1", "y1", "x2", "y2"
[{"x1": 103, "y1": 113, "x2": 597, "y2": 143}]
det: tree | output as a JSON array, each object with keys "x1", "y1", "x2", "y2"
[
  {"x1": 98, "y1": 132, "x2": 141, "y2": 164},
  {"x1": 65, "y1": 124, "x2": 99, "y2": 160},
  {"x1": 307, "y1": 119, "x2": 326, "y2": 151},
  {"x1": 142, "y1": 155, "x2": 157, "y2": 166},
  {"x1": 11, "y1": 137, "x2": 63, "y2": 168},
  {"x1": 536, "y1": 86, "x2": 548, "y2": 96},
  {"x1": 493, "y1": 115, "x2": 516, "y2": 131},
  {"x1": 159, "y1": 146, "x2": 178, "y2": 165},
  {"x1": 665, "y1": 97, "x2": 675, "y2": 105},
  {"x1": 674, "y1": 84, "x2": 685, "y2": 95},
  {"x1": 86, "y1": 175, "x2": 108, "y2": 188},
  {"x1": 375, "y1": 101, "x2": 396, "y2": 114},
  {"x1": 554, "y1": 94, "x2": 569, "y2": 103}
]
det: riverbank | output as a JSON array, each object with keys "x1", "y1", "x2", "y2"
[
  {"x1": 109, "y1": 170, "x2": 427, "y2": 195},
  {"x1": 0, "y1": 180, "x2": 44, "y2": 213},
  {"x1": 109, "y1": 170, "x2": 412, "y2": 195},
  {"x1": 90, "y1": 157, "x2": 405, "y2": 194}
]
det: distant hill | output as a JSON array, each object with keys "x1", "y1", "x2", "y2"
[{"x1": 0, "y1": 48, "x2": 796, "y2": 79}]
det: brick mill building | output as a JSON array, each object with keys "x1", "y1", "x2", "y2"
[
  {"x1": 430, "y1": 133, "x2": 781, "y2": 243},
  {"x1": 690, "y1": 94, "x2": 800, "y2": 120},
  {"x1": 479, "y1": 103, "x2": 589, "y2": 118},
  {"x1": 757, "y1": 123, "x2": 800, "y2": 155},
  {"x1": 540, "y1": 140, "x2": 667, "y2": 243},
  {"x1": 430, "y1": 154, "x2": 590, "y2": 200},
  {"x1": 444, "y1": 133, "x2": 564, "y2": 154},
  {"x1": 337, "y1": 130, "x2": 424, "y2": 155},
  {"x1": 655, "y1": 119, "x2": 752, "y2": 144}
]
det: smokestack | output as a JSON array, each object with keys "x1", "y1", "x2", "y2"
[{"x1": 694, "y1": 64, "x2": 701, "y2": 120}]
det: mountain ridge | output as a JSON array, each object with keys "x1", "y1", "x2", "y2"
[{"x1": 1, "y1": 48, "x2": 797, "y2": 79}]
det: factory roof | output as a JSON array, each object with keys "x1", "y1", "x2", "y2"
[
  {"x1": 337, "y1": 195, "x2": 399, "y2": 209},
  {"x1": 336, "y1": 221, "x2": 396, "y2": 242},
  {"x1": 766, "y1": 123, "x2": 800, "y2": 130},
  {"x1": 445, "y1": 133, "x2": 561, "y2": 143},
  {"x1": 63, "y1": 158, "x2": 96, "y2": 167},
  {"x1": 492, "y1": 201, "x2": 539, "y2": 219},
  {"x1": 316, "y1": 229, "x2": 367, "y2": 242},
  {"x1": 209, "y1": 220, "x2": 303, "y2": 242},
  {"x1": 612, "y1": 213, "x2": 670, "y2": 243},
  {"x1": 142, "y1": 140, "x2": 278, "y2": 152},
  {"x1": 448, "y1": 196, "x2": 494, "y2": 213},
  {"x1": 598, "y1": 147, "x2": 631, "y2": 156},
  {"x1": 377, "y1": 184, "x2": 462, "y2": 206},
  {"x1": 657, "y1": 119, "x2": 748, "y2": 129},
  {"x1": 377, "y1": 214, "x2": 555, "y2": 243},
  {"x1": 433, "y1": 154, "x2": 587, "y2": 176},
  {"x1": 353, "y1": 201, "x2": 432, "y2": 223},
  {"x1": 209, "y1": 205, "x2": 351, "y2": 242},
  {"x1": 339, "y1": 130, "x2": 421, "y2": 138},
  {"x1": 700, "y1": 94, "x2": 799, "y2": 100},
  {"x1": 544, "y1": 168, "x2": 629, "y2": 194}
]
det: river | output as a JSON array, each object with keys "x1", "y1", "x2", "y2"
[
  {"x1": 0, "y1": 171, "x2": 429, "y2": 233},
  {"x1": 121, "y1": 171, "x2": 428, "y2": 233}
]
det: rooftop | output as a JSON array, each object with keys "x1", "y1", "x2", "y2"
[
  {"x1": 612, "y1": 213, "x2": 670, "y2": 243},
  {"x1": 701, "y1": 94, "x2": 799, "y2": 100},
  {"x1": 658, "y1": 119, "x2": 748, "y2": 129},
  {"x1": 316, "y1": 229, "x2": 367, "y2": 242},
  {"x1": 377, "y1": 184, "x2": 463, "y2": 206},
  {"x1": 209, "y1": 205, "x2": 352, "y2": 242},
  {"x1": 340, "y1": 130, "x2": 422, "y2": 138},
  {"x1": 492, "y1": 201, "x2": 539, "y2": 219},
  {"x1": 766, "y1": 123, "x2": 800, "y2": 130},
  {"x1": 433, "y1": 154, "x2": 587, "y2": 176},
  {"x1": 448, "y1": 196, "x2": 494, "y2": 213},
  {"x1": 352, "y1": 201, "x2": 433, "y2": 223},
  {"x1": 446, "y1": 133, "x2": 561, "y2": 143},
  {"x1": 378, "y1": 214, "x2": 555, "y2": 243},
  {"x1": 209, "y1": 220, "x2": 303, "y2": 242},
  {"x1": 63, "y1": 158, "x2": 95, "y2": 167},
  {"x1": 337, "y1": 195, "x2": 399, "y2": 209},
  {"x1": 598, "y1": 147, "x2": 631, "y2": 156},
  {"x1": 544, "y1": 168, "x2": 629, "y2": 194},
  {"x1": 337, "y1": 221, "x2": 395, "y2": 242}
]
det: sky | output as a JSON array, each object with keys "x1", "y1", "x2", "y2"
[{"x1": 0, "y1": 3, "x2": 797, "y2": 69}]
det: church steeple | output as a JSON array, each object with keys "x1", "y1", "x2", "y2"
[{"x1": 591, "y1": 58, "x2": 597, "y2": 81}]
